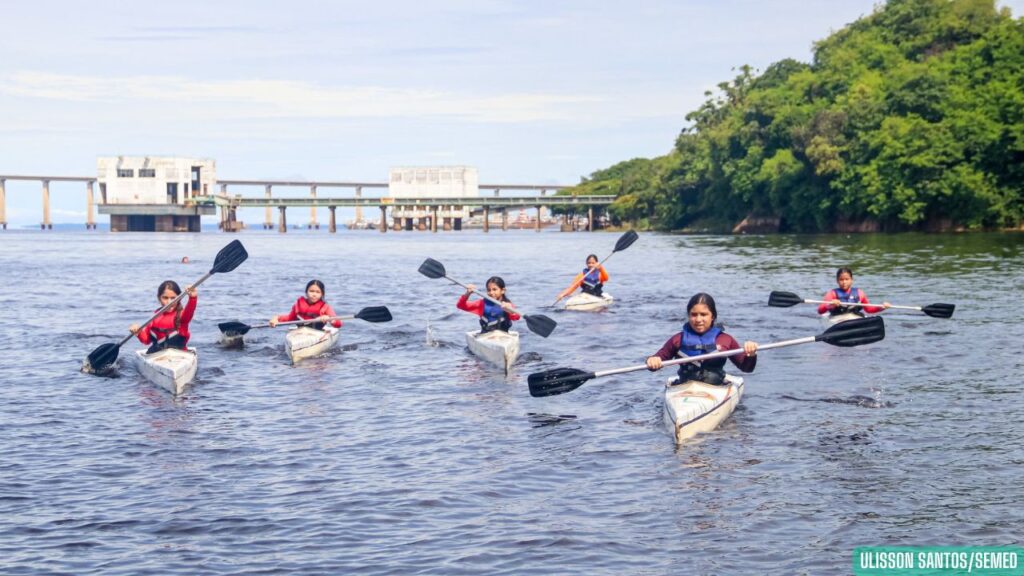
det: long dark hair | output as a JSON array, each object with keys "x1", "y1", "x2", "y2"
[
  {"x1": 486, "y1": 276, "x2": 510, "y2": 302},
  {"x1": 686, "y1": 292, "x2": 718, "y2": 322},
  {"x1": 305, "y1": 279, "x2": 327, "y2": 303},
  {"x1": 836, "y1": 267, "x2": 854, "y2": 280},
  {"x1": 157, "y1": 280, "x2": 183, "y2": 328}
]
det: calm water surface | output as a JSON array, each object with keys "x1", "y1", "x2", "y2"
[{"x1": 0, "y1": 229, "x2": 1021, "y2": 574}]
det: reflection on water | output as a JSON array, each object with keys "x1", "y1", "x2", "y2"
[{"x1": 0, "y1": 230, "x2": 1022, "y2": 574}]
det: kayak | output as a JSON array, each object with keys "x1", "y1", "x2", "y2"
[
  {"x1": 285, "y1": 326, "x2": 340, "y2": 364},
  {"x1": 465, "y1": 330, "x2": 520, "y2": 374},
  {"x1": 662, "y1": 374, "x2": 744, "y2": 444},
  {"x1": 564, "y1": 291, "x2": 614, "y2": 312},
  {"x1": 819, "y1": 312, "x2": 864, "y2": 327},
  {"x1": 134, "y1": 347, "x2": 198, "y2": 395}
]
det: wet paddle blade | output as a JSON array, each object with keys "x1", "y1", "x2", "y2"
[
  {"x1": 355, "y1": 306, "x2": 393, "y2": 323},
  {"x1": 218, "y1": 321, "x2": 251, "y2": 336},
  {"x1": 528, "y1": 367, "x2": 596, "y2": 397},
  {"x1": 525, "y1": 314, "x2": 557, "y2": 338},
  {"x1": 922, "y1": 303, "x2": 955, "y2": 319},
  {"x1": 211, "y1": 240, "x2": 249, "y2": 274},
  {"x1": 418, "y1": 258, "x2": 446, "y2": 279},
  {"x1": 768, "y1": 291, "x2": 805, "y2": 308},
  {"x1": 85, "y1": 342, "x2": 120, "y2": 373},
  {"x1": 613, "y1": 230, "x2": 639, "y2": 252},
  {"x1": 817, "y1": 316, "x2": 885, "y2": 347}
]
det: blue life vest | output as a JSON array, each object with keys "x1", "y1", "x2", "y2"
[
  {"x1": 831, "y1": 287, "x2": 865, "y2": 316},
  {"x1": 481, "y1": 299, "x2": 512, "y2": 332},
  {"x1": 675, "y1": 324, "x2": 726, "y2": 384},
  {"x1": 580, "y1": 267, "x2": 604, "y2": 296}
]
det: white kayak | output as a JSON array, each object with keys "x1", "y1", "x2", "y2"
[
  {"x1": 663, "y1": 374, "x2": 745, "y2": 444},
  {"x1": 285, "y1": 326, "x2": 340, "y2": 364},
  {"x1": 134, "y1": 347, "x2": 198, "y2": 395},
  {"x1": 465, "y1": 330, "x2": 520, "y2": 374},
  {"x1": 820, "y1": 312, "x2": 864, "y2": 327},
  {"x1": 563, "y1": 291, "x2": 614, "y2": 312}
]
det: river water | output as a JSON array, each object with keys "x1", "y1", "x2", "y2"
[{"x1": 1, "y1": 229, "x2": 1021, "y2": 574}]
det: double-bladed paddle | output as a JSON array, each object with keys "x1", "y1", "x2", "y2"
[
  {"x1": 417, "y1": 258, "x2": 557, "y2": 338},
  {"x1": 768, "y1": 290, "x2": 955, "y2": 319},
  {"x1": 552, "y1": 230, "x2": 639, "y2": 306},
  {"x1": 527, "y1": 315, "x2": 886, "y2": 397},
  {"x1": 218, "y1": 306, "x2": 393, "y2": 337},
  {"x1": 82, "y1": 240, "x2": 249, "y2": 373}
]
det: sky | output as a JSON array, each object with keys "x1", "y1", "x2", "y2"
[{"x1": 1, "y1": 0, "x2": 1021, "y2": 225}]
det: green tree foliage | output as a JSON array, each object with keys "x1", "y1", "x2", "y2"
[{"x1": 559, "y1": 0, "x2": 1023, "y2": 231}]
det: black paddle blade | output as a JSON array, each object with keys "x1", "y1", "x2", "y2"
[
  {"x1": 922, "y1": 303, "x2": 955, "y2": 319},
  {"x1": 768, "y1": 291, "x2": 805, "y2": 308},
  {"x1": 418, "y1": 258, "x2": 446, "y2": 279},
  {"x1": 211, "y1": 240, "x2": 248, "y2": 274},
  {"x1": 614, "y1": 230, "x2": 639, "y2": 252},
  {"x1": 528, "y1": 367, "x2": 596, "y2": 397},
  {"x1": 85, "y1": 342, "x2": 120, "y2": 373},
  {"x1": 525, "y1": 314, "x2": 557, "y2": 338},
  {"x1": 817, "y1": 316, "x2": 885, "y2": 347},
  {"x1": 355, "y1": 306, "x2": 393, "y2": 323},
  {"x1": 218, "y1": 321, "x2": 251, "y2": 336}
]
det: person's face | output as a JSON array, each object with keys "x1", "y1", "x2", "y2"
[
  {"x1": 837, "y1": 272, "x2": 853, "y2": 291},
  {"x1": 688, "y1": 303, "x2": 714, "y2": 334},
  {"x1": 306, "y1": 284, "x2": 323, "y2": 303},
  {"x1": 487, "y1": 282, "x2": 505, "y2": 300},
  {"x1": 159, "y1": 287, "x2": 179, "y2": 307},
  {"x1": 586, "y1": 256, "x2": 598, "y2": 267}
]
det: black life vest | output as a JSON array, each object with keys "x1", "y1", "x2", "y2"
[
  {"x1": 480, "y1": 299, "x2": 513, "y2": 333},
  {"x1": 580, "y1": 267, "x2": 603, "y2": 296},
  {"x1": 675, "y1": 324, "x2": 726, "y2": 385},
  {"x1": 830, "y1": 287, "x2": 866, "y2": 317}
]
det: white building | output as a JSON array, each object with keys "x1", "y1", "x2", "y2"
[
  {"x1": 388, "y1": 166, "x2": 478, "y2": 226},
  {"x1": 96, "y1": 156, "x2": 216, "y2": 232}
]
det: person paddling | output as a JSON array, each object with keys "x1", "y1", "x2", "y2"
[
  {"x1": 556, "y1": 254, "x2": 609, "y2": 301},
  {"x1": 270, "y1": 279, "x2": 342, "y2": 331},
  {"x1": 645, "y1": 293, "x2": 758, "y2": 385},
  {"x1": 457, "y1": 276, "x2": 521, "y2": 333},
  {"x1": 818, "y1": 267, "x2": 890, "y2": 319},
  {"x1": 129, "y1": 280, "x2": 197, "y2": 353}
]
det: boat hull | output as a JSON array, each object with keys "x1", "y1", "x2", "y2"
[
  {"x1": 819, "y1": 312, "x2": 864, "y2": 328},
  {"x1": 285, "y1": 326, "x2": 340, "y2": 364},
  {"x1": 563, "y1": 292, "x2": 614, "y2": 312},
  {"x1": 134, "y1": 347, "x2": 198, "y2": 395},
  {"x1": 662, "y1": 374, "x2": 744, "y2": 444},
  {"x1": 465, "y1": 330, "x2": 520, "y2": 374}
]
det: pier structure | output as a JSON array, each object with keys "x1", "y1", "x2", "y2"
[{"x1": 0, "y1": 175, "x2": 98, "y2": 230}]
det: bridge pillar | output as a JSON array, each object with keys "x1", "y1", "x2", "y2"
[
  {"x1": 379, "y1": 205, "x2": 387, "y2": 233},
  {"x1": 483, "y1": 205, "x2": 489, "y2": 233},
  {"x1": 501, "y1": 207, "x2": 508, "y2": 231},
  {"x1": 42, "y1": 180, "x2": 51, "y2": 230},
  {"x1": 309, "y1": 185, "x2": 319, "y2": 229},
  {"x1": 264, "y1": 185, "x2": 273, "y2": 229},
  {"x1": 355, "y1": 187, "x2": 363, "y2": 224},
  {"x1": 431, "y1": 206, "x2": 438, "y2": 233},
  {"x1": 328, "y1": 206, "x2": 337, "y2": 233},
  {"x1": 278, "y1": 206, "x2": 287, "y2": 233},
  {"x1": 535, "y1": 205, "x2": 541, "y2": 232},
  {"x1": 86, "y1": 181, "x2": 96, "y2": 229},
  {"x1": 0, "y1": 179, "x2": 6, "y2": 230},
  {"x1": 588, "y1": 206, "x2": 594, "y2": 231}
]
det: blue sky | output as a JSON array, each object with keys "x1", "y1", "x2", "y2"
[{"x1": 1, "y1": 0, "x2": 1021, "y2": 225}]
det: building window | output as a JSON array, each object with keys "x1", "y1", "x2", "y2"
[
  {"x1": 139, "y1": 168, "x2": 156, "y2": 177},
  {"x1": 117, "y1": 169, "x2": 134, "y2": 178}
]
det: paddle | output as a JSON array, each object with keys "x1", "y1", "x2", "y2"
[
  {"x1": 83, "y1": 240, "x2": 249, "y2": 373},
  {"x1": 528, "y1": 315, "x2": 885, "y2": 397},
  {"x1": 218, "y1": 306, "x2": 393, "y2": 337},
  {"x1": 417, "y1": 258, "x2": 557, "y2": 338},
  {"x1": 768, "y1": 290, "x2": 955, "y2": 319},
  {"x1": 552, "y1": 230, "x2": 639, "y2": 306}
]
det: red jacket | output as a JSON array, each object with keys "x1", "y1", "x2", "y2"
[
  {"x1": 456, "y1": 293, "x2": 522, "y2": 321},
  {"x1": 277, "y1": 297, "x2": 342, "y2": 328},
  {"x1": 137, "y1": 296, "x2": 197, "y2": 346},
  {"x1": 651, "y1": 331, "x2": 757, "y2": 373},
  {"x1": 817, "y1": 288, "x2": 884, "y2": 315}
]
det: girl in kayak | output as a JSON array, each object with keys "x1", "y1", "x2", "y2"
[
  {"x1": 556, "y1": 254, "x2": 609, "y2": 301},
  {"x1": 458, "y1": 276, "x2": 521, "y2": 333},
  {"x1": 129, "y1": 280, "x2": 197, "y2": 353},
  {"x1": 818, "y1": 267, "x2": 890, "y2": 318},
  {"x1": 269, "y1": 279, "x2": 342, "y2": 331},
  {"x1": 645, "y1": 292, "x2": 757, "y2": 385}
]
